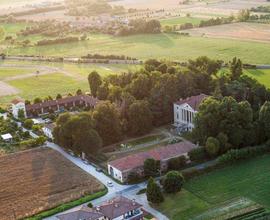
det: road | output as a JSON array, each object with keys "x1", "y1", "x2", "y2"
[
  {"x1": 44, "y1": 142, "x2": 169, "y2": 220},
  {"x1": 17, "y1": 122, "x2": 169, "y2": 219}
]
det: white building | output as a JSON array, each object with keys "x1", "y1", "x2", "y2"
[
  {"x1": 42, "y1": 123, "x2": 55, "y2": 139},
  {"x1": 0, "y1": 112, "x2": 8, "y2": 120},
  {"x1": 1, "y1": 133, "x2": 13, "y2": 142},
  {"x1": 174, "y1": 94, "x2": 208, "y2": 131},
  {"x1": 11, "y1": 99, "x2": 26, "y2": 119}
]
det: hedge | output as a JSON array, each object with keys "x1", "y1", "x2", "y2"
[{"x1": 25, "y1": 188, "x2": 108, "y2": 220}]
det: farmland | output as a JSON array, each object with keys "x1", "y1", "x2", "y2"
[
  {"x1": 156, "y1": 154, "x2": 270, "y2": 219},
  {"x1": 160, "y1": 17, "x2": 206, "y2": 26},
  {"x1": 0, "y1": 147, "x2": 104, "y2": 220},
  {"x1": 5, "y1": 33, "x2": 270, "y2": 64}
]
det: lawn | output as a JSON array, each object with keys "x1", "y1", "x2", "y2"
[
  {"x1": 7, "y1": 72, "x2": 88, "y2": 100},
  {"x1": 0, "y1": 67, "x2": 36, "y2": 80},
  {"x1": 244, "y1": 69, "x2": 270, "y2": 88},
  {"x1": 6, "y1": 33, "x2": 270, "y2": 64},
  {"x1": 0, "y1": 147, "x2": 104, "y2": 219},
  {"x1": 156, "y1": 154, "x2": 270, "y2": 219},
  {"x1": 160, "y1": 17, "x2": 206, "y2": 26}
]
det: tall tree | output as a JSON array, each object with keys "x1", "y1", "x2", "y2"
[
  {"x1": 88, "y1": 71, "x2": 102, "y2": 97},
  {"x1": 163, "y1": 171, "x2": 184, "y2": 193},
  {"x1": 259, "y1": 101, "x2": 270, "y2": 140},
  {"x1": 146, "y1": 177, "x2": 164, "y2": 204},
  {"x1": 230, "y1": 57, "x2": 243, "y2": 81},
  {"x1": 92, "y1": 101, "x2": 122, "y2": 145},
  {"x1": 127, "y1": 100, "x2": 153, "y2": 136}
]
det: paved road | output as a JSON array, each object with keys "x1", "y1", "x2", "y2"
[
  {"x1": 44, "y1": 142, "x2": 169, "y2": 220},
  {"x1": 16, "y1": 122, "x2": 169, "y2": 219}
]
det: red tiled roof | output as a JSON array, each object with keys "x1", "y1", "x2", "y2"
[
  {"x1": 25, "y1": 95, "x2": 99, "y2": 111},
  {"x1": 57, "y1": 206, "x2": 103, "y2": 220},
  {"x1": 108, "y1": 141, "x2": 197, "y2": 172},
  {"x1": 94, "y1": 196, "x2": 142, "y2": 219},
  {"x1": 11, "y1": 98, "x2": 24, "y2": 105},
  {"x1": 175, "y1": 94, "x2": 209, "y2": 111}
]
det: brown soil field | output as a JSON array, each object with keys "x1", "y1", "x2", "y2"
[
  {"x1": 181, "y1": 22, "x2": 270, "y2": 43},
  {"x1": 0, "y1": 147, "x2": 104, "y2": 220}
]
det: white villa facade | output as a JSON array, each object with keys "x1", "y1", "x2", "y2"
[
  {"x1": 11, "y1": 99, "x2": 26, "y2": 119},
  {"x1": 174, "y1": 94, "x2": 208, "y2": 131}
]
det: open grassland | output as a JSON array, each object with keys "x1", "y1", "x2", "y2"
[
  {"x1": 0, "y1": 67, "x2": 37, "y2": 80},
  {"x1": 156, "y1": 154, "x2": 270, "y2": 219},
  {"x1": 6, "y1": 33, "x2": 270, "y2": 64},
  {"x1": 244, "y1": 69, "x2": 270, "y2": 88},
  {"x1": 0, "y1": 147, "x2": 104, "y2": 220}
]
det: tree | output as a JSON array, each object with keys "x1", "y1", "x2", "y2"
[
  {"x1": 97, "y1": 83, "x2": 109, "y2": 100},
  {"x1": 238, "y1": 9, "x2": 250, "y2": 22},
  {"x1": 56, "y1": 94, "x2": 62, "y2": 99},
  {"x1": 33, "y1": 97, "x2": 42, "y2": 104},
  {"x1": 230, "y1": 57, "x2": 243, "y2": 80},
  {"x1": 88, "y1": 71, "x2": 102, "y2": 97},
  {"x1": 76, "y1": 89, "x2": 83, "y2": 95},
  {"x1": 92, "y1": 101, "x2": 122, "y2": 145},
  {"x1": 23, "y1": 119, "x2": 34, "y2": 129},
  {"x1": 205, "y1": 137, "x2": 220, "y2": 157},
  {"x1": 127, "y1": 74, "x2": 151, "y2": 100},
  {"x1": 108, "y1": 86, "x2": 122, "y2": 102},
  {"x1": 146, "y1": 177, "x2": 164, "y2": 204},
  {"x1": 18, "y1": 109, "x2": 25, "y2": 120},
  {"x1": 144, "y1": 158, "x2": 160, "y2": 177},
  {"x1": 53, "y1": 112, "x2": 102, "y2": 154},
  {"x1": 259, "y1": 101, "x2": 270, "y2": 140},
  {"x1": 163, "y1": 171, "x2": 184, "y2": 193},
  {"x1": 168, "y1": 156, "x2": 187, "y2": 170},
  {"x1": 127, "y1": 100, "x2": 153, "y2": 136}
]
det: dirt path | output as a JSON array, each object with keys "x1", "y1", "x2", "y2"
[{"x1": 0, "y1": 81, "x2": 19, "y2": 97}]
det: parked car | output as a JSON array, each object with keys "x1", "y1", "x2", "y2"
[
  {"x1": 83, "y1": 160, "x2": 90, "y2": 165},
  {"x1": 95, "y1": 167, "x2": 102, "y2": 172},
  {"x1": 107, "y1": 181, "x2": 113, "y2": 187}
]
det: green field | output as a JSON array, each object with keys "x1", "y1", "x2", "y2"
[
  {"x1": 160, "y1": 17, "x2": 206, "y2": 26},
  {"x1": 244, "y1": 69, "x2": 270, "y2": 88},
  {"x1": 0, "y1": 67, "x2": 36, "y2": 80},
  {"x1": 156, "y1": 154, "x2": 270, "y2": 219},
  {"x1": 6, "y1": 33, "x2": 270, "y2": 64}
]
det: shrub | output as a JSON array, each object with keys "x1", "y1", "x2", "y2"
[
  {"x1": 167, "y1": 155, "x2": 187, "y2": 170},
  {"x1": 23, "y1": 119, "x2": 34, "y2": 129},
  {"x1": 127, "y1": 172, "x2": 142, "y2": 184},
  {"x1": 163, "y1": 171, "x2": 184, "y2": 193},
  {"x1": 205, "y1": 137, "x2": 220, "y2": 157},
  {"x1": 188, "y1": 146, "x2": 207, "y2": 162}
]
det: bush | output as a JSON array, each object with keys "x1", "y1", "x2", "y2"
[
  {"x1": 188, "y1": 147, "x2": 207, "y2": 162},
  {"x1": 167, "y1": 155, "x2": 187, "y2": 170},
  {"x1": 218, "y1": 144, "x2": 270, "y2": 164},
  {"x1": 127, "y1": 172, "x2": 142, "y2": 184},
  {"x1": 205, "y1": 137, "x2": 220, "y2": 157},
  {"x1": 163, "y1": 171, "x2": 184, "y2": 193},
  {"x1": 23, "y1": 119, "x2": 34, "y2": 129}
]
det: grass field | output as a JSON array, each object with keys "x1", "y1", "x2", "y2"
[
  {"x1": 0, "y1": 67, "x2": 36, "y2": 80},
  {"x1": 156, "y1": 154, "x2": 270, "y2": 219},
  {"x1": 244, "y1": 69, "x2": 270, "y2": 88},
  {"x1": 6, "y1": 33, "x2": 270, "y2": 64},
  {"x1": 0, "y1": 147, "x2": 104, "y2": 219},
  {"x1": 160, "y1": 17, "x2": 206, "y2": 26}
]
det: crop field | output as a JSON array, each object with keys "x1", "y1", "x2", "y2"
[
  {"x1": 156, "y1": 154, "x2": 270, "y2": 219},
  {"x1": 0, "y1": 147, "x2": 104, "y2": 220},
  {"x1": 6, "y1": 33, "x2": 270, "y2": 64},
  {"x1": 182, "y1": 22, "x2": 270, "y2": 43}
]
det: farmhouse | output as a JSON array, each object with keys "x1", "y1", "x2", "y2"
[
  {"x1": 57, "y1": 196, "x2": 143, "y2": 220},
  {"x1": 108, "y1": 141, "x2": 197, "y2": 183},
  {"x1": 11, "y1": 95, "x2": 99, "y2": 118},
  {"x1": 174, "y1": 94, "x2": 208, "y2": 131},
  {"x1": 42, "y1": 123, "x2": 56, "y2": 139}
]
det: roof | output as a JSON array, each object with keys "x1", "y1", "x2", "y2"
[
  {"x1": 175, "y1": 94, "x2": 209, "y2": 111},
  {"x1": 109, "y1": 141, "x2": 197, "y2": 172},
  {"x1": 44, "y1": 123, "x2": 56, "y2": 131},
  {"x1": 11, "y1": 98, "x2": 24, "y2": 105},
  {"x1": 57, "y1": 206, "x2": 104, "y2": 220},
  {"x1": 26, "y1": 95, "x2": 99, "y2": 111},
  {"x1": 1, "y1": 133, "x2": 13, "y2": 140},
  {"x1": 94, "y1": 196, "x2": 142, "y2": 219}
]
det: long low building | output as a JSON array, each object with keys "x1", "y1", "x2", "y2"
[
  {"x1": 108, "y1": 141, "x2": 197, "y2": 183},
  {"x1": 11, "y1": 95, "x2": 99, "y2": 118}
]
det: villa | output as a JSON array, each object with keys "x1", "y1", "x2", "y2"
[{"x1": 173, "y1": 94, "x2": 209, "y2": 131}]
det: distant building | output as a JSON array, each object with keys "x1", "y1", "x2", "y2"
[
  {"x1": 11, "y1": 99, "x2": 26, "y2": 119},
  {"x1": 1, "y1": 133, "x2": 13, "y2": 142},
  {"x1": 11, "y1": 95, "x2": 99, "y2": 118},
  {"x1": 174, "y1": 94, "x2": 209, "y2": 131},
  {"x1": 108, "y1": 141, "x2": 197, "y2": 183},
  {"x1": 57, "y1": 196, "x2": 143, "y2": 220},
  {"x1": 42, "y1": 123, "x2": 56, "y2": 139}
]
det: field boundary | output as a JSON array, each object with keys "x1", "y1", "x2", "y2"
[{"x1": 25, "y1": 188, "x2": 108, "y2": 220}]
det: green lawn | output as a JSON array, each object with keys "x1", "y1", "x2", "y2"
[
  {"x1": 6, "y1": 33, "x2": 270, "y2": 64},
  {"x1": 244, "y1": 69, "x2": 270, "y2": 88},
  {"x1": 0, "y1": 67, "x2": 36, "y2": 80},
  {"x1": 6, "y1": 72, "x2": 88, "y2": 101},
  {"x1": 157, "y1": 154, "x2": 270, "y2": 219},
  {"x1": 160, "y1": 17, "x2": 206, "y2": 26}
]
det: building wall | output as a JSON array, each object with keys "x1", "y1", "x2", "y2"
[
  {"x1": 42, "y1": 127, "x2": 53, "y2": 139},
  {"x1": 174, "y1": 103, "x2": 196, "y2": 130},
  {"x1": 108, "y1": 165, "x2": 123, "y2": 182},
  {"x1": 12, "y1": 102, "x2": 26, "y2": 119}
]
